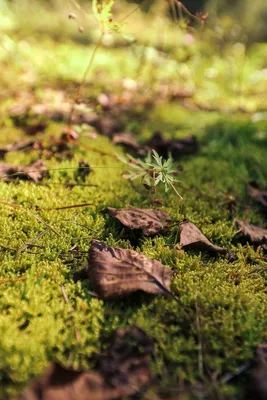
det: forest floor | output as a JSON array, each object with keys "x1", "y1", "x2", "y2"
[{"x1": 1, "y1": 2, "x2": 267, "y2": 399}]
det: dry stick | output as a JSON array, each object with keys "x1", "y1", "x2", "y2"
[
  {"x1": 37, "y1": 202, "x2": 93, "y2": 211},
  {"x1": 61, "y1": 284, "x2": 81, "y2": 342},
  {"x1": 119, "y1": 5, "x2": 140, "y2": 23},
  {"x1": 0, "y1": 244, "x2": 17, "y2": 251},
  {"x1": 0, "y1": 165, "x2": 123, "y2": 181},
  {"x1": 0, "y1": 277, "x2": 27, "y2": 285},
  {"x1": 167, "y1": 0, "x2": 177, "y2": 23},
  {"x1": 174, "y1": 0, "x2": 206, "y2": 25},
  {"x1": 17, "y1": 227, "x2": 50, "y2": 255},
  {"x1": 0, "y1": 201, "x2": 61, "y2": 237},
  {"x1": 69, "y1": 138, "x2": 118, "y2": 159},
  {"x1": 195, "y1": 296, "x2": 204, "y2": 378},
  {"x1": 68, "y1": 33, "x2": 104, "y2": 127},
  {"x1": 176, "y1": 183, "x2": 217, "y2": 201}
]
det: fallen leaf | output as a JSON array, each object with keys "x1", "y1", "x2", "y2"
[
  {"x1": 245, "y1": 343, "x2": 267, "y2": 400},
  {"x1": 179, "y1": 220, "x2": 230, "y2": 256},
  {"x1": 24, "y1": 121, "x2": 47, "y2": 136},
  {"x1": 95, "y1": 117, "x2": 123, "y2": 136},
  {"x1": 105, "y1": 207, "x2": 171, "y2": 236},
  {"x1": 112, "y1": 132, "x2": 148, "y2": 155},
  {"x1": 247, "y1": 182, "x2": 267, "y2": 208},
  {"x1": 87, "y1": 240, "x2": 172, "y2": 299},
  {"x1": 61, "y1": 128, "x2": 80, "y2": 141},
  {"x1": 74, "y1": 161, "x2": 91, "y2": 182},
  {"x1": 0, "y1": 140, "x2": 42, "y2": 159},
  {"x1": 0, "y1": 160, "x2": 46, "y2": 182},
  {"x1": 18, "y1": 327, "x2": 153, "y2": 400},
  {"x1": 0, "y1": 147, "x2": 8, "y2": 159},
  {"x1": 97, "y1": 327, "x2": 154, "y2": 392},
  {"x1": 145, "y1": 132, "x2": 198, "y2": 159},
  {"x1": 235, "y1": 220, "x2": 267, "y2": 245}
]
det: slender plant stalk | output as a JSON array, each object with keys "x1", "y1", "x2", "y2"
[{"x1": 68, "y1": 33, "x2": 104, "y2": 127}]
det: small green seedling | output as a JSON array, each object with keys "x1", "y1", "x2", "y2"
[{"x1": 117, "y1": 150, "x2": 183, "y2": 199}]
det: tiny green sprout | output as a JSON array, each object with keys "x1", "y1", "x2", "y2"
[
  {"x1": 93, "y1": 0, "x2": 125, "y2": 33},
  {"x1": 117, "y1": 150, "x2": 183, "y2": 199}
]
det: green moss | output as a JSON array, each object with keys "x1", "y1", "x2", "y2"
[{"x1": 1, "y1": 3, "x2": 267, "y2": 399}]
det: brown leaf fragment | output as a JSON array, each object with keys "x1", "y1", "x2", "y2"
[
  {"x1": 74, "y1": 161, "x2": 91, "y2": 182},
  {"x1": 0, "y1": 160, "x2": 46, "y2": 182},
  {"x1": 235, "y1": 220, "x2": 267, "y2": 245},
  {"x1": 105, "y1": 207, "x2": 171, "y2": 236},
  {"x1": 88, "y1": 240, "x2": 172, "y2": 299},
  {"x1": 112, "y1": 132, "x2": 148, "y2": 155},
  {"x1": 180, "y1": 221, "x2": 229, "y2": 256},
  {"x1": 18, "y1": 327, "x2": 153, "y2": 400},
  {"x1": 97, "y1": 327, "x2": 154, "y2": 394},
  {"x1": 0, "y1": 140, "x2": 42, "y2": 159},
  {"x1": 95, "y1": 117, "x2": 123, "y2": 137},
  {"x1": 0, "y1": 147, "x2": 8, "y2": 159},
  {"x1": 145, "y1": 132, "x2": 198, "y2": 159},
  {"x1": 247, "y1": 182, "x2": 267, "y2": 208},
  {"x1": 245, "y1": 343, "x2": 267, "y2": 400}
]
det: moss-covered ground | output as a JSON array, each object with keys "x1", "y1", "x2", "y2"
[{"x1": 1, "y1": 1, "x2": 267, "y2": 399}]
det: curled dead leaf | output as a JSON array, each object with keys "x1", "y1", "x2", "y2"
[
  {"x1": 18, "y1": 326, "x2": 154, "y2": 400},
  {"x1": 74, "y1": 161, "x2": 91, "y2": 182},
  {"x1": 87, "y1": 240, "x2": 172, "y2": 299},
  {"x1": 145, "y1": 132, "x2": 198, "y2": 159},
  {"x1": 247, "y1": 182, "x2": 267, "y2": 208},
  {"x1": 0, "y1": 140, "x2": 42, "y2": 159},
  {"x1": 180, "y1": 221, "x2": 234, "y2": 259},
  {"x1": 112, "y1": 132, "x2": 148, "y2": 155},
  {"x1": 104, "y1": 207, "x2": 171, "y2": 236},
  {"x1": 0, "y1": 160, "x2": 46, "y2": 182},
  {"x1": 235, "y1": 220, "x2": 267, "y2": 246},
  {"x1": 245, "y1": 343, "x2": 267, "y2": 400}
]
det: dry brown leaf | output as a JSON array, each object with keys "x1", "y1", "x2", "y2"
[
  {"x1": 247, "y1": 182, "x2": 267, "y2": 208},
  {"x1": 245, "y1": 343, "x2": 267, "y2": 400},
  {"x1": 0, "y1": 160, "x2": 46, "y2": 182},
  {"x1": 17, "y1": 327, "x2": 153, "y2": 400},
  {"x1": 145, "y1": 132, "x2": 198, "y2": 159},
  {"x1": 112, "y1": 132, "x2": 148, "y2": 155},
  {"x1": 235, "y1": 220, "x2": 267, "y2": 245},
  {"x1": 88, "y1": 240, "x2": 172, "y2": 299},
  {"x1": 105, "y1": 207, "x2": 171, "y2": 236},
  {"x1": 95, "y1": 117, "x2": 123, "y2": 136},
  {"x1": 180, "y1": 221, "x2": 228, "y2": 255},
  {"x1": 0, "y1": 140, "x2": 42, "y2": 159}
]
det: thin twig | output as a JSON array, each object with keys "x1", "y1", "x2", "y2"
[
  {"x1": 68, "y1": 33, "x2": 104, "y2": 126},
  {"x1": 17, "y1": 227, "x2": 50, "y2": 255},
  {"x1": 37, "y1": 203, "x2": 93, "y2": 211},
  {"x1": 0, "y1": 201, "x2": 61, "y2": 237},
  {"x1": 0, "y1": 276, "x2": 27, "y2": 285},
  {"x1": 70, "y1": 139, "x2": 118, "y2": 159},
  {"x1": 61, "y1": 284, "x2": 81, "y2": 342},
  {"x1": 195, "y1": 295, "x2": 204, "y2": 377}
]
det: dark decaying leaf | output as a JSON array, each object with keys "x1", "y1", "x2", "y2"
[
  {"x1": 235, "y1": 220, "x2": 267, "y2": 245},
  {"x1": 95, "y1": 117, "x2": 123, "y2": 136},
  {"x1": 247, "y1": 182, "x2": 267, "y2": 208},
  {"x1": 0, "y1": 147, "x2": 8, "y2": 159},
  {"x1": 145, "y1": 131, "x2": 199, "y2": 159},
  {"x1": 74, "y1": 161, "x2": 91, "y2": 182},
  {"x1": 88, "y1": 240, "x2": 172, "y2": 299},
  {"x1": 104, "y1": 207, "x2": 171, "y2": 236},
  {"x1": 179, "y1": 220, "x2": 231, "y2": 256},
  {"x1": 112, "y1": 132, "x2": 148, "y2": 155},
  {"x1": 18, "y1": 327, "x2": 153, "y2": 400},
  {"x1": 245, "y1": 343, "x2": 267, "y2": 400},
  {"x1": 0, "y1": 160, "x2": 46, "y2": 182},
  {"x1": 0, "y1": 140, "x2": 42, "y2": 159}
]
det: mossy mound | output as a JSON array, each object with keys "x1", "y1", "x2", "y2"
[{"x1": 1, "y1": 2, "x2": 267, "y2": 398}]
